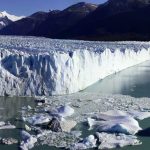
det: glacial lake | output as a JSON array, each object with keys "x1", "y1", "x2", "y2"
[
  {"x1": 84, "y1": 60, "x2": 150, "y2": 98},
  {"x1": 0, "y1": 60, "x2": 150, "y2": 150}
]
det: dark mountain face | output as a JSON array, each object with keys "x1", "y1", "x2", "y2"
[
  {"x1": 63, "y1": 2, "x2": 98, "y2": 13},
  {"x1": 0, "y1": 16, "x2": 12, "y2": 30},
  {"x1": 30, "y1": 2, "x2": 98, "y2": 37},
  {"x1": 60, "y1": 0, "x2": 150, "y2": 40},
  {"x1": 108, "y1": 0, "x2": 150, "y2": 7},
  {"x1": 0, "y1": 12, "x2": 49, "y2": 35},
  {"x1": 81, "y1": 5, "x2": 150, "y2": 41}
]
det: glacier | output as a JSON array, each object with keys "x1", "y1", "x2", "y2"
[{"x1": 0, "y1": 36, "x2": 150, "y2": 96}]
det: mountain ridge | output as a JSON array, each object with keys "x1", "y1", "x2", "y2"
[
  {"x1": 0, "y1": 11, "x2": 24, "y2": 21},
  {"x1": 1, "y1": 1, "x2": 150, "y2": 41}
]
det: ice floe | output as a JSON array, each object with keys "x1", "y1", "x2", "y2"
[
  {"x1": 0, "y1": 138, "x2": 18, "y2": 145},
  {"x1": 71, "y1": 135, "x2": 97, "y2": 150},
  {"x1": 0, "y1": 121, "x2": 16, "y2": 130},
  {"x1": 95, "y1": 110, "x2": 150, "y2": 121},
  {"x1": 25, "y1": 114, "x2": 51, "y2": 125},
  {"x1": 87, "y1": 110, "x2": 142, "y2": 135},
  {"x1": 49, "y1": 104, "x2": 74, "y2": 118},
  {"x1": 25, "y1": 124, "x2": 31, "y2": 131},
  {"x1": 96, "y1": 132, "x2": 141, "y2": 149},
  {"x1": 60, "y1": 120, "x2": 77, "y2": 132},
  {"x1": 20, "y1": 131, "x2": 37, "y2": 150}
]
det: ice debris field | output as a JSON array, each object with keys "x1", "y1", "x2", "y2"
[
  {"x1": 0, "y1": 36, "x2": 150, "y2": 96},
  {"x1": 7, "y1": 93, "x2": 150, "y2": 150}
]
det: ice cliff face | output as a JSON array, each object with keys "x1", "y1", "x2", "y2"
[{"x1": 0, "y1": 36, "x2": 150, "y2": 96}]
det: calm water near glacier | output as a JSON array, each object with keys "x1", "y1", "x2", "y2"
[
  {"x1": 84, "y1": 60, "x2": 150, "y2": 98},
  {"x1": 0, "y1": 61, "x2": 150, "y2": 150}
]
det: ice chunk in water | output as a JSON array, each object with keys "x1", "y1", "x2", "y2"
[
  {"x1": 96, "y1": 132, "x2": 141, "y2": 149},
  {"x1": 20, "y1": 131, "x2": 37, "y2": 150}
]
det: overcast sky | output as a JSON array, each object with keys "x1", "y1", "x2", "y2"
[{"x1": 0, "y1": 0, "x2": 107, "y2": 16}]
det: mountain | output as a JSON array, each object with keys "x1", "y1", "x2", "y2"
[
  {"x1": 0, "y1": 2, "x2": 98, "y2": 36},
  {"x1": 60, "y1": 0, "x2": 150, "y2": 40},
  {"x1": 0, "y1": 11, "x2": 24, "y2": 21},
  {"x1": 31, "y1": 2, "x2": 98, "y2": 37},
  {"x1": 0, "y1": 11, "x2": 24, "y2": 29},
  {"x1": 1, "y1": 0, "x2": 150, "y2": 41},
  {"x1": 0, "y1": 15, "x2": 11, "y2": 30},
  {"x1": 0, "y1": 11, "x2": 49, "y2": 35}
]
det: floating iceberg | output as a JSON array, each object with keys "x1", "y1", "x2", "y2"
[
  {"x1": 25, "y1": 114, "x2": 51, "y2": 125},
  {"x1": 94, "y1": 110, "x2": 150, "y2": 121},
  {"x1": 20, "y1": 131, "x2": 37, "y2": 150},
  {"x1": 0, "y1": 36, "x2": 150, "y2": 96},
  {"x1": 60, "y1": 120, "x2": 77, "y2": 132},
  {"x1": 0, "y1": 138, "x2": 18, "y2": 145},
  {"x1": 87, "y1": 110, "x2": 147, "y2": 135},
  {"x1": 96, "y1": 132, "x2": 141, "y2": 149},
  {"x1": 70, "y1": 135, "x2": 97, "y2": 150},
  {"x1": 50, "y1": 104, "x2": 74, "y2": 118},
  {"x1": 0, "y1": 121, "x2": 16, "y2": 130}
]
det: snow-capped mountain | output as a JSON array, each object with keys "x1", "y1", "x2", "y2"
[
  {"x1": 0, "y1": 11, "x2": 24, "y2": 30},
  {"x1": 0, "y1": 3, "x2": 98, "y2": 36},
  {"x1": 0, "y1": 11, "x2": 49, "y2": 35},
  {"x1": 0, "y1": 11, "x2": 24, "y2": 21},
  {"x1": 0, "y1": 16, "x2": 11, "y2": 30}
]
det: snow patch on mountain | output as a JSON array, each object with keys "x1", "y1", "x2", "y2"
[
  {"x1": 0, "y1": 11, "x2": 24, "y2": 21},
  {"x1": 0, "y1": 36, "x2": 150, "y2": 96}
]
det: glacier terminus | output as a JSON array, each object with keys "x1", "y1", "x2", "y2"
[{"x1": 0, "y1": 36, "x2": 150, "y2": 96}]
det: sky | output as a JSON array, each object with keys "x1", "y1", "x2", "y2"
[{"x1": 0, "y1": 0, "x2": 107, "y2": 16}]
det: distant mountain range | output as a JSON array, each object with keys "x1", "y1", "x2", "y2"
[
  {"x1": 1, "y1": 0, "x2": 150, "y2": 41},
  {"x1": 0, "y1": 2, "x2": 97, "y2": 37}
]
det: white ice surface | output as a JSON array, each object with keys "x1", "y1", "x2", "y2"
[
  {"x1": 71, "y1": 135, "x2": 97, "y2": 150},
  {"x1": 87, "y1": 110, "x2": 144, "y2": 135},
  {"x1": 96, "y1": 132, "x2": 141, "y2": 149},
  {"x1": 0, "y1": 36, "x2": 150, "y2": 96},
  {"x1": 25, "y1": 114, "x2": 51, "y2": 125},
  {"x1": 94, "y1": 110, "x2": 150, "y2": 120},
  {"x1": 0, "y1": 125, "x2": 16, "y2": 129},
  {"x1": 50, "y1": 104, "x2": 75, "y2": 118},
  {"x1": 20, "y1": 131, "x2": 37, "y2": 150},
  {"x1": 60, "y1": 120, "x2": 77, "y2": 132},
  {"x1": 0, "y1": 121, "x2": 16, "y2": 129}
]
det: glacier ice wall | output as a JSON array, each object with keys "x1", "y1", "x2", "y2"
[{"x1": 0, "y1": 36, "x2": 150, "y2": 96}]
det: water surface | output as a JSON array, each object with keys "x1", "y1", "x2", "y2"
[{"x1": 84, "y1": 61, "x2": 150, "y2": 98}]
